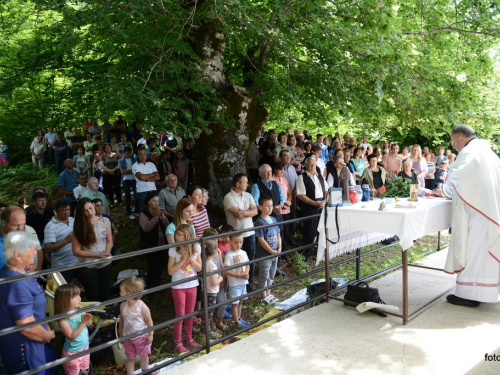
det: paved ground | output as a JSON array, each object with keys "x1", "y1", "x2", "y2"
[{"x1": 164, "y1": 250, "x2": 500, "y2": 375}]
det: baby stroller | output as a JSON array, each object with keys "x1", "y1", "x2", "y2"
[{"x1": 44, "y1": 272, "x2": 120, "y2": 374}]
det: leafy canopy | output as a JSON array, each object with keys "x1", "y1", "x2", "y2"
[{"x1": 0, "y1": 0, "x2": 500, "y2": 150}]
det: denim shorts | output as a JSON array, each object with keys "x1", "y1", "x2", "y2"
[{"x1": 229, "y1": 284, "x2": 248, "y2": 305}]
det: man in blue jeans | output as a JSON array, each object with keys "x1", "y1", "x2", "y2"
[{"x1": 119, "y1": 146, "x2": 139, "y2": 219}]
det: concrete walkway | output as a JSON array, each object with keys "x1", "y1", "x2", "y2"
[{"x1": 165, "y1": 250, "x2": 500, "y2": 375}]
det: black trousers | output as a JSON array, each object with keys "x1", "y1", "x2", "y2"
[
  {"x1": 146, "y1": 249, "x2": 168, "y2": 289},
  {"x1": 78, "y1": 264, "x2": 112, "y2": 302},
  {"x1": 102, "y1": 173, "x2": 122, "y2": 204},
  {"x1": 300, "y1": 207, "x2": 321, "y2": 259}
]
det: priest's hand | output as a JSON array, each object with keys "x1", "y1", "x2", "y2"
[{"x1": 432, "y1": 189, "x2": 443, "y2": 197}]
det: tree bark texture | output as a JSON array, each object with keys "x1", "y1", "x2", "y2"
[{"x1": 191, "y1": 21, "x2": 269, "y2": 221}]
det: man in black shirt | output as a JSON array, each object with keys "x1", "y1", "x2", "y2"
[{"x1": 26, "y1": 192, "x2": 54, "y2": 268}]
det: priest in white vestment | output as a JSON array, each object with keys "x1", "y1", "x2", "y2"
[{"x1": 433, "y1": 125, "x2": 500, "y2": 307}]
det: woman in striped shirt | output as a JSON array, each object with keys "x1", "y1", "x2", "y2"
[{"x1": 186, "y1": 185, "x2": 210, "y2": 238}]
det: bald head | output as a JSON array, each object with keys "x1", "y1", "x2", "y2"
[
  {"x1": 87, "y1": 177, "x2": 99, "y2": 192},
  {"x1": 0, "y1": 205, "x2": 26, "y2": 236},
  {"x1": 259, "y1": 164, "x2": 272, "y2": 182}
]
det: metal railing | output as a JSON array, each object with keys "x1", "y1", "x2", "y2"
[{"x1": 0, "y1": 213, "x2": 445, "y2": 375}]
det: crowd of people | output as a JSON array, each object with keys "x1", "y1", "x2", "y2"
[{"x1": 0, "y1": 118, "x2": 462, "y2": 374}]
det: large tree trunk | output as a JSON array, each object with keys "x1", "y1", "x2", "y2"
[{"x1": 191, "y1": 21, "x2": 269, "y2": 222}]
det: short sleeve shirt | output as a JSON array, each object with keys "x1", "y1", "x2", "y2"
[
  {"x1": 224, "y1": 249, "x2": 249, "y2": 287},
  {"x1": 223, "y1": 189, "x2": 256, "y2": 237},
  {"x1": 44, "y1": 217, "x2": 78, "y2": 269},
  {"x1": 132, "y1": 161, "x2": 158, "y2": 193},
  {"x1": 79, "y1": 216, "x2": 111, "y2": 268},
  {"x1": 205, "y1": 260, "x2": 219, "y2": 294},
  {"x1": 168, "y1": 245, "x2": 201, "y2": 289},
  {"x1": 57, "y1": 168, "x2": 80, "y2": 202},
  {"x1": 255, "y1": 216, "x2": 280, "y2": 258}
]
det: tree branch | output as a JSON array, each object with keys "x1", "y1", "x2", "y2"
[{"x1": 403, "y1": 26, "x2": 499, "y2": 38}]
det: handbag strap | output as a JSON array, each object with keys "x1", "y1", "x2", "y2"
[
  {"x1": 114, "y1": 315, "x2": 123, "y2": 349},
  {"x1": 324, "y1": 201, "x2": 341, "y2": 245},
  {"x1": 354, "y1": 281, "x2": 370, "y2": 288}
]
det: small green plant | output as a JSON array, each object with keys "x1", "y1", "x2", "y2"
[
  {"x1": 379, "y1": 173, "x2": 411, "y2": 198},
  {"x1": 288, "y1": 251, "x2": 310, "y2": 274}
]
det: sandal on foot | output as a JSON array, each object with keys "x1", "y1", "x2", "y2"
[
  {"x1": 175, "y1": 342, "x2": 188, "y2": 354},
  {"x1": 209, "y1": 330, "x2": 222, "y2": 339},
  {"x1": 193, "y1": 317, "x2": 203, "y2": 325},
  {"x1": 186, "y1": 339, "x2": 202, "y2": 348},
  {"x1": 216, "y1": 323, "x2": 229, "y2": 331}
]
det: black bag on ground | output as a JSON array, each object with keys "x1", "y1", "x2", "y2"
[
  {"x1": 307, "y1": 278, "x2": 339, "y2": 300},
  {"x1": 344, "y1": 281, "x2": 385, "y2": 305}
]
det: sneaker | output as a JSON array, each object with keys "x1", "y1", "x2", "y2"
[
  {"x1": 261, "y1": 295, "x2": 273, "y2": 304},
  {"x1": 128, "y1": 214, "x2": 135, "y2": 220},
  {"x1": 239, "y1": 318, "x2": 250, "y2": 326},
  {"x1": 223, "y1": 311, "x2": 232, "y2": 319},
  {"x1": 268, "y1": 295, "x2": 279, "y2": 304},
  {"x1": 234, "y1": 319, "x2": 248, "y2": 329},
  {"x1": 238, "y1": 321, "x2": 249, "y2": 329}
]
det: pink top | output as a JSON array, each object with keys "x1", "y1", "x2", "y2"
[{"x1": 271, "y1": 175, "x2": 291, "y2": 215}]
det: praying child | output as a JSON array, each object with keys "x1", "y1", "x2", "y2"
[{"x1": 223, "y1": 233, "x2": 250, "y2": 329}]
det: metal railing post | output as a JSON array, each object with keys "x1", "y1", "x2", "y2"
[{"x1": 201, "y1": 236, "x2": 211, "y2": 353}]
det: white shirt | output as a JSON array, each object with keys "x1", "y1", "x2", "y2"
[
  {"x1": 224, "y1": 249, "x2": 249, "y2": 287},
  {"x1": 44, "y1": 132, "x2": 57, "y2": 146},
  {"x1": 73, "y1": 185, "x2": 88, "y2": 200},
  {"x1": 316, "y1": 158, "x2": 326, "y2": 177},
  {"x1": 168, "y1": 244, "x2": 201, "y2": 289},
  {"x1": 64, "y1": 130, "x2": 75, "y2": 147},
  {"x1": 30, "y1": 140, "x2": 46, "y2": 156},
  {"x1": 132, "y1": 161, "x2": 158, "y2": 193},
  {"x1": 223, "y1": 189, "x2": 256, "y2": 237},
  {"x1": 296, "y1": 172, "x2": 324, "y2": 199}
]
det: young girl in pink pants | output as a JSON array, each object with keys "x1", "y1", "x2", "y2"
[{"x1": 167, "y1": 224, "x2": 202, "y2": 353}]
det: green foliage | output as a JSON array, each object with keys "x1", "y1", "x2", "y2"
[
  {"x1": 1, "y1": 0, "x2": 500, "y2": 149},
  {"x1": 0, "y1": 162, "x2": 58, "y2": 204},
  {"x1": 288, "y1": 251, "x2": 310, "y2": 275},
  {"x1": 379, "y1": 173, "x2": 411, "y2": 198}
]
